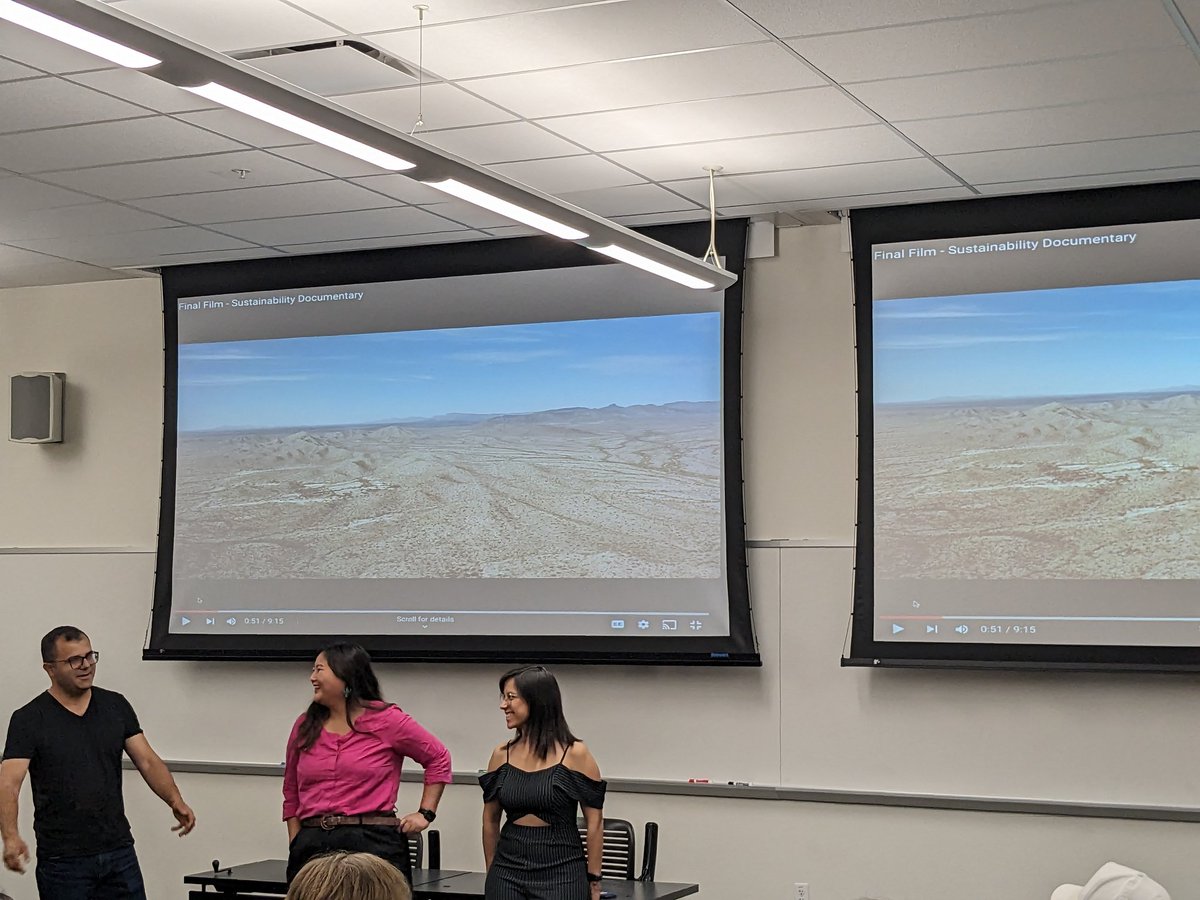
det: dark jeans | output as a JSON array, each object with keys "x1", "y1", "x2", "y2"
[
  {"x1": 35, "y1": 844, "x2": 146, "y2": 900},
  {"x1": 286, "y1": 824, "x2": 411, "y2": 884}
]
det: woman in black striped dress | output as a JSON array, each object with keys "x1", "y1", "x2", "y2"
[{"x1": 480, "y1": 666, "x2": 606, "y2": 900}]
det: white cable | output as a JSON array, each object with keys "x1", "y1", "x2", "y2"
[{"x1": 702, "y1": 165, "x2": 723, "y2": 266}]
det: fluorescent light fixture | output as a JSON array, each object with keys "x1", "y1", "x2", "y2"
[
  {"x1": 592, "y1": 244, "x2": 716, "y2": 290},
  {"x1": 424, "y1": 179, "x2": 588, "y2": 240},
  {"x1": 0, "y1": 0, "x2": 159, "y2": 67},
  {"x1": 183, "y1": 82, "x2": 414, "y2": 172}
]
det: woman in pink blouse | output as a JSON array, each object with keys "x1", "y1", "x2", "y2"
[{"x1": 283, "y1": 643, "x2": 452, "y2": 884}]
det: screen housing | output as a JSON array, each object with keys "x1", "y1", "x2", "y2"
[
  {"x1": 845, "y1": 180, "x2": 1200, "y2": 672},
  {"x1": 148, "y1": 220, "x2": 759, "y2": 665}
]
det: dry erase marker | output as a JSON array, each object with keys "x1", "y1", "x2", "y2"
[
  {"x1": 687, "y1": 778, "x2": 710, "y2": 783},
  {"x1": 727, "y1": 781, "x2": 750, "y2": 786}
]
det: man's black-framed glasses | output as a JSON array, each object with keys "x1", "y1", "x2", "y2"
[{"x1": 54, "y1": 651, "x2": 99, "y2": 670}]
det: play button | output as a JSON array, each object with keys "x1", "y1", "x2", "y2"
[
  {"x1": 892, "y1": 623, "x2": 905, "y2": 634},
  {"x1": 180, "y1": 616, "x2": 191, "y2": 626}
]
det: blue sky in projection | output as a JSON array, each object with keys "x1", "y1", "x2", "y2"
[
  {"x1": 178, "y1": 313, "x2": 721, "y2": 431},
  {"x1": 873, "y1": 279, "x2": 1200, "y2": 404}
]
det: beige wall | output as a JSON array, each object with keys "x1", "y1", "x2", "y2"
[
  {"x1": 0, "y1": 277, "x2": 162, "y2": 548},
  {"x1": 1, "y1": 233, "x2": 1197, "y2": 900}
]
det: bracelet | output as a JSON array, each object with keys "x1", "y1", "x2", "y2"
[{"x1": 586, "y1": 872, "x2": 602, "y2": 883}]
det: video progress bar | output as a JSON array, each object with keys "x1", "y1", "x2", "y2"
[
  {"x1": 179, "y1": 609, "x2": 712, "y2": 616},
  {"x1": 880, "y1": 615, "x2": 1200, "y2": 623}
]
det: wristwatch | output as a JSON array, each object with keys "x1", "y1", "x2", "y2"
[
  {"x1": 418, "y1": 807, "x2": 437, "y2": 823},
  {"x1": 586, "y1": 872, "x2": 603, "y2": 883}
]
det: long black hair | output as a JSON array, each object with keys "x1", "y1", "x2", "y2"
[
  {"x1": 500, "y1": 665, "x2": 578, "y2": 761},
  {"x1": 296, "y1": 642, "x2": 387, "y2": 751}
]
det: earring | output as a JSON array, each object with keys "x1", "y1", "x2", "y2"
[{"x1": 343, "y1": 686, "x2": 351, "y2": 699}]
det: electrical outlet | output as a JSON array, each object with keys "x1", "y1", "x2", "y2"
[{"x1": 794, "y1": 882, "x2": 809, "y2": 900}]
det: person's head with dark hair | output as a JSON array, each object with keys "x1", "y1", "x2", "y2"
[
  {"x1": 39, "y1": 625, "x2": 97, "y2": 699},
  {"x1": 295, "y1": 642, "x2": 387, "y2": 751},
  {"x1": 286, "y1": 851, "x2": 412, "y2": 900},
  {"x1": 40, "y1": 625, "x2": 88, "y2": 664},
  {"x1": 498, "y1": 664, "x2": 578, "y2": 761}
]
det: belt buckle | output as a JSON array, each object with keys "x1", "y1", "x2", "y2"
[{"x1": 319, "y1": 815, "x2": 337, "y2": 831}]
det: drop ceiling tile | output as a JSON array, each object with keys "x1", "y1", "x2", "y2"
[
  {"x1": 774, "y1": 186, "x2": 977, "y2": 213},
  {"x1": 0, "y1": 201, "x2": 178, "y2": 242},
  {"x1": 976, "y1": 166, "x2": 1200, "y2": 194},
  {"x1": 0, "y1": 57, "x2": 37, "y2": 82},
  {"x1": 898, "y1": 93, "x2": 1200, "y2": 156},
  {"x1": 0, "y1": 176, "x2": 96, "y2": 212},
  {"x1": 349, "y1": 173, "x2": 448, "y2": 204},
  {"x1": 38, "y1": 150, "x2": 330, "y2": 200},
  {"x1": 111, "y1": 0, "x2": 341, "y2": 52},
  {"x1": 665, "y1": 158, "x2": 960, "y2": 206},
  {"x1": 0, "y1": 77, "x2": 151, "y2": 135},
  {"x1": 0, "y1": 243, "x2": 70, "y2": 266},
  {"x1": 129, "y1": 179, "x2": 399, "y2": 225},
  {"x1": 788, "y1": 0, "x2": 1184, "y2": 83},
  {"x1": 157, "y1": 247, "x2": 287, "y2": 264},
  {"x1": 176, "y1": 108, "x2": 307, "y2": 150},
  {"x1": 0, "y1": 260, "x2": 130, "y2": 289},
  {"x1": 489, "y1": 155, "x2": 645, "y2": 193},
  {"x1": 10, "y1": 226, "x2": 257, "y2": 267},
  {"x1": 940, "y1": 133, "x2": 1200, "y2": 184},
  {"x1": 464, "y1": 43, "x2": 826, "y2": 119},
  {"x1": 731, "y1": 0, "x2": 1074, "y2": 36},
  {"x1": 369, "y1": 0, "x2": 766, "y2": 80},
  {"x1": 475, "y1": 224, "x2": 537, "y2": 239},
  {"x1": 66, "y1": 68, "x2": 216, "y2": 114},
  {"x1": 610, "y1": 210, "x2": 711, "y2": 228},
  {"x1": 272, "y1": 144, "x2": 387, "y2": 179},
  {"x1": 605, "y1": 126, "x2": 919, "y2": 182},
  {"x1": 539, "y1": 88, "x2": 876, "y2": 151},
  {"x1": 557, "y1": 183, "x2": 702, "y2": 218},
  {"x1": 849, "y1": 47, "x2": 1199, "y2": 121},
  {"x1": 285, "y1": 0, "x2": 610, "y2": 34},
  {"x1": 0, "y1": 26, "x2": 116, "y2": 74},
  {"x1": 0, "y1": 117, "x2": 245, "y2": 174},
  {"x1": 419, "y1": 122, "x2": 584, "y2": 164},
  {"x1": 212, "y1": 206, "x2": 464, "y2": 245},
  {"x1": 410, "y1": 201, "x2": 520, "y2": 230},
  {"x1": 333, "y1": 83, "x2": 517, "y2": 132},
  {"x1": 275, "y1": 230, "x2": 489, "y2": 256}
]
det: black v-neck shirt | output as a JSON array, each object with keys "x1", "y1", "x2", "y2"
[{"x1": 3, "y1": 687, "x2": 142, "y2": 857}]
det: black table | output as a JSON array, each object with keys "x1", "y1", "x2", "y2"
[
  {"x1": 184, "y1": 860, "x2": 698, "y2": 900},
  {"x1": 184, "y1": 861, "x2": 465, "y2": 898},
  {"x1": 419, "y1": 871, "x2": 698, "y2": 900}
]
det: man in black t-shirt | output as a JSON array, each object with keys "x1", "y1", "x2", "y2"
[{"x1": 0, "y1": 626, "x2": 197, "y2": 899}]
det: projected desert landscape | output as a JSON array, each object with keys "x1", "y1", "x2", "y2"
[
  {"x1": 875, "y1": 392, "x2": 1200, "y2": 579},
  {"x1": 174, "y1": 402, "x2": 721, "y2": 579}
]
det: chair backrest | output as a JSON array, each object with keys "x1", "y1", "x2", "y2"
[
  {"x1": 578, "y1": 817, "x2": 636, "y2": 880},
  {"x1": 406, "y1": 830, "x2": 441, "y2": 870},
  {"x1": 578, "y1": 818, "x2": 660, "y2": 881},
  {"x1": 406, "y1": 831, "x2": 424, "y2": 870}
]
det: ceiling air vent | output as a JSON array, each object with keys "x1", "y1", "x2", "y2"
[{"x1": 233, "y1": 40, "x2": 421, "y2": 95}]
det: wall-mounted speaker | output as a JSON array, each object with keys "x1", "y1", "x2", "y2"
[{"x1": 10, "y1": 372, "x2": 65, "y2": 443}]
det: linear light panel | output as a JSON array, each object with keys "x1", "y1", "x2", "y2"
[
  {"x1": 183, "y1": 82, "x2": 414, "y2": 172},
  {"x1": 424, "y1": 179, "x2": 588, "y2": 240},
  {"x1": 0, "y1": 0, "x2": 159, "y2": 67},
  {"x1": 592, "y1": 244, "x2": 716, "y2": 290}
]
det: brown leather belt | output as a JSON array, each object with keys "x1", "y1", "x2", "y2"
[{"x1": 300, "y1": 814, "x2": 400, "y2": 831}]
